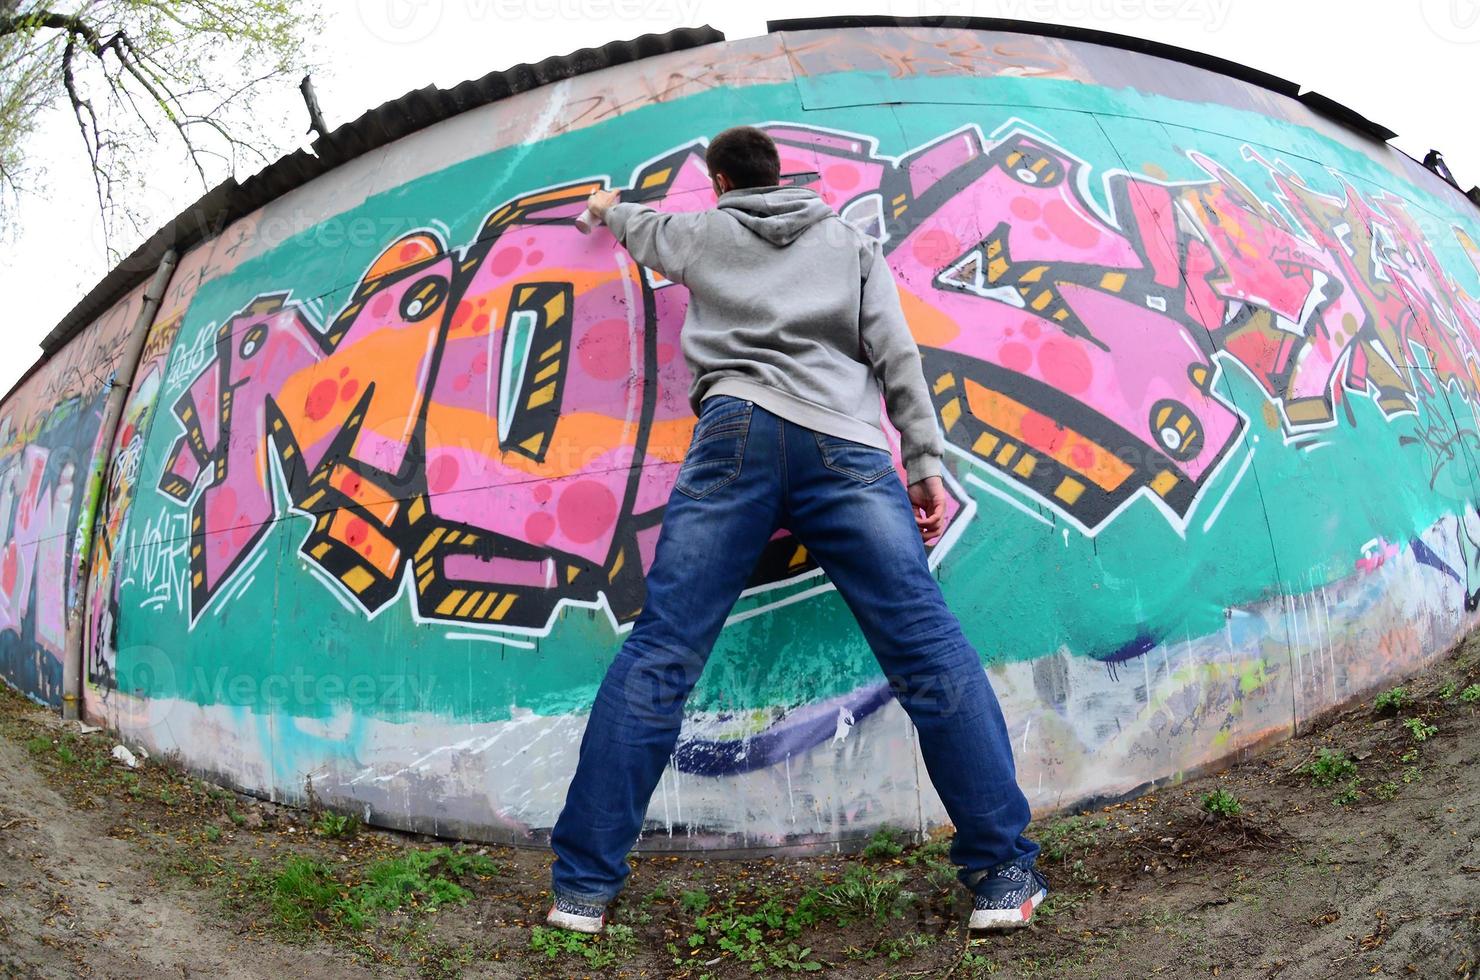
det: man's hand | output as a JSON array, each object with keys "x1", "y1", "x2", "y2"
[
  {"x1": 909, "y1": 476, "x2": 948, "y2": 544},
  {"x1": 586, "y1": 188, "x2": 620, "y2": 222}
]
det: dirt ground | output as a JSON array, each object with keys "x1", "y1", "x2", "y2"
[{"x1": 1, "y1": 636, "x2": 1477, "y2": 980}]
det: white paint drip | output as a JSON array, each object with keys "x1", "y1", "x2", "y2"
[{"x1": 833, "y1": 706, "x2": 854, "y2": 743}]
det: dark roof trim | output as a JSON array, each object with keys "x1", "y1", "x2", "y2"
[
  {"x1": 767, "y1": 15, "x2": 1303, "y2": 98},
  {"x1": 1299, "y1": 90, "x2": 1398, "y2": 143},
  {"x1": 36, "y1": 24, "x2": 725, "y2": 357}
]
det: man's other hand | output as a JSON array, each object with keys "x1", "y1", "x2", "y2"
[
  {"x1": 587, "y1": 189, "x2": 620, "y2": 222},
  {"x1": 909, "y1": 476, "x2": 947, "y2": 544}
]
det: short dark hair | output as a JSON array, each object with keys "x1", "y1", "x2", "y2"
[{"x1": 705, "y1": 126, "x2": 781, "y2": 190}]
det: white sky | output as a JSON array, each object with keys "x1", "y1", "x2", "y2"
[{"x1": 4, "y1": 0, "x2": 1479, "y2": 396}]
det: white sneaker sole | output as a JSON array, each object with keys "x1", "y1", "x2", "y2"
[
  {"x1": 968, "y1": 887, "x2": 1046, "y2": 930},
  {"x1": 546, "y1": 905, "x2": 605, "y2": 934}
]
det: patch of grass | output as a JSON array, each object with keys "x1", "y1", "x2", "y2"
[
  {"x1": 1401, "y1": 765, "x2": 1422, "y2": 784},
  {"x1": 1459, "y1": 684, "x2": 1480, "y2": 703},
  {"x1": 683, "y1": 890, "x2": 826, "y2": 973},
  {"x1": 961, "y1": 950, "x2": 1001, "y2": 976},
  {"x1": 25, "y1": 735, "x2": 51, "y2": 755},
  {"x1": 1402, "y1": 717, "x2": 1438, "y2": 743},
  {"x1": 861, "y1": 825, "x2": 905, "y2": 860},
  {"x1": 679, "y1": 888, "x2": 710, "y2": 914},
  {"x1": 848, "y1": 932, "x2": 936, "y2": 962},
  {"x1": 1332, "y1": 780, "x2": 1361, "y2": 806},
  {"x1": 254, "y1": 846, "x2": 498, "y2": 935},
  {"x1": 351, "y1": 847, "x2": 498, "y2": 919},
  {"x1": 1037, "y1": 815, "x2": 1108, "y2": 863},
  {"x1": 1374, "y1": 686, "x2": 1410, "y2": 713},
  {"x1": 269, "y1": 856, "x2": 352, "y2": 931},
  {"x1": 529, "y1": 923, "x2": 637, "y2": 968},
  {"x1": 204, "y1": 825, "x2": 222, "y2": 843},
  {"x1": 314, "y1": 811, "x2": 358, "y2": 839},
  {"x1": 907, "y1": 837, "x2": 958, "y2": 892},
  {"x1": 1200, "y1": 788, "x2": 1241, "y2": 818},
  {"x1": 1372, "y1": 781, "x2": 1399, "y2": 801},
  {"x1": 1438, "y1": 680, "x2": 1459, "y2": 700},
  {"x1": 1302, "y1": 748, "x2": 1357, "y2": 787},
  {"x1": 806, "y1": 866, "x2": 913, "y2": 923}
]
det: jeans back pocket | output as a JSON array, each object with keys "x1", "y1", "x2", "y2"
[
  {"x1": 814, "y1": 431, "x2": 896, "y2": 484},
  {"x1": 676, "y1": 398, "x2": 752, "y2": 498}
]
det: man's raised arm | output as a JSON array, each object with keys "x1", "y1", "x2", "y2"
[{"x1": 598, "y1": 195, "x2": 707, "y2": 286}]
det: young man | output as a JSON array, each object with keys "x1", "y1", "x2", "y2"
[{"x1": 546, "y1": 126, "x2": 1044, "y2": 935}]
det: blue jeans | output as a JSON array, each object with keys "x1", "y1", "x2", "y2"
[{"x1": 549, "y1": 396, "x2": 1038, "y2": 905}]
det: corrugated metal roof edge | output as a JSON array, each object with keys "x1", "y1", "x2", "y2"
[{"x1": 23, "y1": 23, "x2": 725, "y2": 377}]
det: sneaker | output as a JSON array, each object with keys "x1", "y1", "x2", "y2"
[
  {"x1": 546, "y1": 895, "x2": 606, "y2": 934},
  {"x1": 968, "y1": 864, "x2": 1048, "y2": 930}
]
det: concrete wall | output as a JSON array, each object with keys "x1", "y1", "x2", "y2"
[{"x1": 6, "y1": 24, "x2": 1480, "y2": 851}]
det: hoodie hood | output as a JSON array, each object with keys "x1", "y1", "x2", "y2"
[{"x1": 717, "y1": 185, "x2": 835, "y2": 246}]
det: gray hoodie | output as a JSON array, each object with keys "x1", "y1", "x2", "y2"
[{"x1": 604, "y1": 185, "x2": 943, "y2": 484}]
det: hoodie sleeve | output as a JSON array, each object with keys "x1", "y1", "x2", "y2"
[
  {"x1": 858, "y1": 237, "x2": 944, "y2": 484},
  {"x1": 604, "y1": 202, "x2": 705, "y2": 285}
]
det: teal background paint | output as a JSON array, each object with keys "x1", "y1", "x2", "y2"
[{"x1": 108, "y1": 67, "x2": 1480, "y2": 730}]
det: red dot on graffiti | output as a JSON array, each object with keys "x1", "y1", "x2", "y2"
[
  {"x1": 1032, "y1": 227, "x2": 1050, "y2": 241},
  {"x1": 471, "y1": 313, "x2": 490, "y2": 334},
  {"x1": 579, "y1": 319, "x2": 634, "y2": 381},
  {"x1": 1070, "y1": 443, "x2": 1095, "y2": 470},
  {"x1": 452, "y1": 300, "x2": 473, "y2": 332},
  {"x1": 912, "y1": 229, "x2": 960, "y2": 269},
  {"x1": 1043, "y1": 200, "x2": 1101, "y2": 249},
  {"x1": 452, "y1": 374, "x2": 470, "y2": 392},
  {"x1": 824, "y1": 165, "x2": 859, "y2": 191},
  {"x1": 1, "y1": 543, "x2": 17, "y2": 594},
  {"x1": 525, "y1": 511, "x2": 556, "y2": 545},
  {"x1": 528, "y1": 250, "x2": 544, "y2": 265},
  {"x1": 532, "y1": 482, "x2": 552, "y2": 504},
  {"x1": 340, "y1": 379, "x2": 360, "y2": 403},
  {"x1": 339, "y1": 471, "x2": 362, "y2": 496},
  {"x1": 305, "y1": 379, "x2": 338, "y2": 421},
  {"x1": 370, "y1": 291, "x2": 394, "y2": 320},
  {"x1": 999, "y1": 342, "x2": 1033, "y2": 374},
  {"x1": 1039, "y1": 338, "x2": 1093, "y2": 394},
  {"x1": 656, "y1": 342, "x2": 675, "y2": 366},
  {"x1": 1010, "y1": 197, "x2": 1041, "y2": 221},
  {"x1": 471, "y1": 351, "x2": 489, "y2": 374},
  {"x1": 1022, "y1": 321, "x2": 1041, "y2": 340},
  {"x1": 558, "y1": 481, "x2": 616, "y2": 545},
  {"x1": 490, "y1": 247, "x2": 522, "y2": 277},
  {"x1": 428, "y1": 455, "x2": 460, "y2": 494},
  {"x1": 339, "y1": 367, "x2": 350, "y2": 378},
  {"x1": 345, "y1": 518, "x2": 369, "y2": 549},
  {"x1": 1019, "y1": 410, "x2": 1065, "y2": 454},
  {"x1": 398, "y1": 241, "x2": 424, "y2": 263},
  {"x1": 206, "y1": 487, "x2": 238, "y2": 534}
]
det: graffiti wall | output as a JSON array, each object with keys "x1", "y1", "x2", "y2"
[
  {"x1": 0, "y1": 286, "x2": 142, "y2": 706},
  {"x1": 9, "y1": 24, "x2": 1480, "y2": 849}
]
